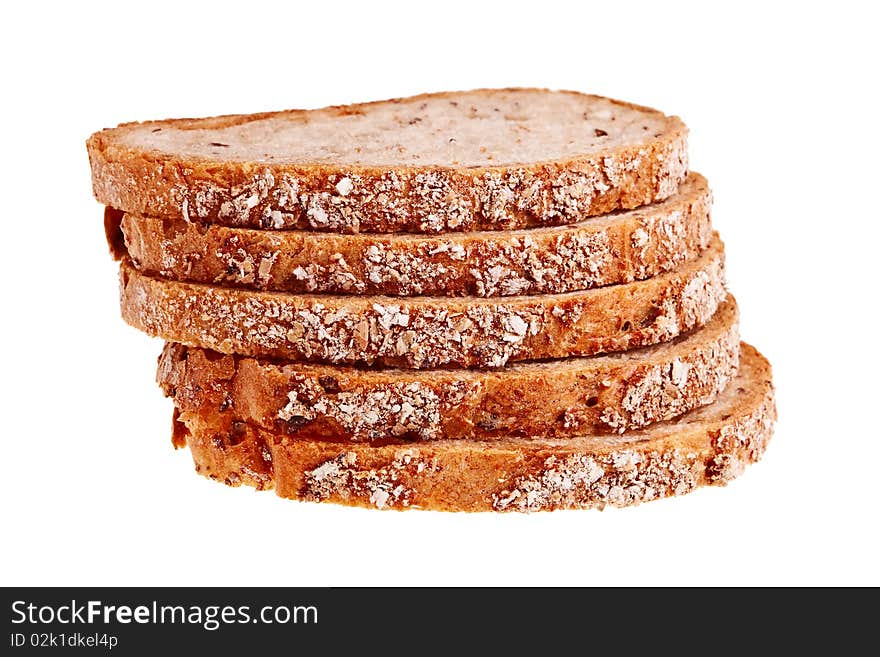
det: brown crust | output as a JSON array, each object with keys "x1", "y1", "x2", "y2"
[
  {"x1": 87, "y1": 89, "x2": 688, "y2": 234},
  {"x1": 120, "y1": 173, "x2": 711, "y2": 297},
  {"x1": 158, "y1": 298, "x2": 739, "y2": 441},
  {"x1": 121, "y1": 235, "x2": 726, "y2": 368},
  {"x1": 174, "y1": 343, "x2": 775, "y2": 512}
]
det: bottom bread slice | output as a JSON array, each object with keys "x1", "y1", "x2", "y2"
[{"x1": 173, "y1": 343, "x2": 775, "y2": 512}]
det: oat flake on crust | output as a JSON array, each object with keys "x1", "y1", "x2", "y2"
[
  {"x1": 278, "y1": 377, "x2": 479, "y2": 440},
  {"x1": 303, "y1": 449, "x2": 439, "y2": 509}
]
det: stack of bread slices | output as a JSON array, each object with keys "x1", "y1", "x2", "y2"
[{"x1": 87, "y1": 89, "x2": 775, "y2": 511}]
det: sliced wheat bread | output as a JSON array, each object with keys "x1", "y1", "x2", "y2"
[
  {"x1": 172, "y1": 343, "x2": 774, "y2": 511},
  {"x1": 88, "y1": 89, "x2": 688, "y2": 234},
  {"x1": 121, "y1": 235, "x2": 725, "y2": 368},
  {"x1": 115, "y1": 173, "x2": 711, "y2": 297},
  {"x1": 159, "y1": 297, "x2": 738, "y2": 441}
]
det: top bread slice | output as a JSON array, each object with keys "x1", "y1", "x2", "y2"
[{"x1": 87, "y1": 89, "x2": 688, "y2": 234}]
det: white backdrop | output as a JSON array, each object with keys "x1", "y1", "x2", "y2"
[{"x1": 2, "y1": 0, "x2": 877, "y2": 586}]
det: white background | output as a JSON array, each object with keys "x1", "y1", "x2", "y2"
[{"x1": 1, "y1": 1, "x2": 877, "y2": 586}]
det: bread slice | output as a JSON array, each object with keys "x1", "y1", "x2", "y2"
[
  {"x1": 159, "y1": 297, "x2": 738, "y2": 441},
  {"x1": 172, "y1": 343, "x2": 774, "y2": 511},
  {"x1": 121, "y1": 235, "x2": 725, "y2": 368},
  {"x1": 88, "y1": 89, "x2": 688, "y2": 234},
  {"x1": 115, "y1": 173, "x2": 711, "y2": 297}
]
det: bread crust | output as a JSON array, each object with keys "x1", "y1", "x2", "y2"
[
  {"x1": 118, "y1": 173, "x2": 711, "y2": 297},
  {"x1": 158, "y1": 297, "x2": 738, "y2": 441},
  {"x1": 121, "y1": 235, "x2": 725, "y2": 368},
  {"x1": 87, "y1": 89, "x2": 688, "y2": 234},
  {"x1": 173, "y1": 343, "x2": 774, "y2": 511}
]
